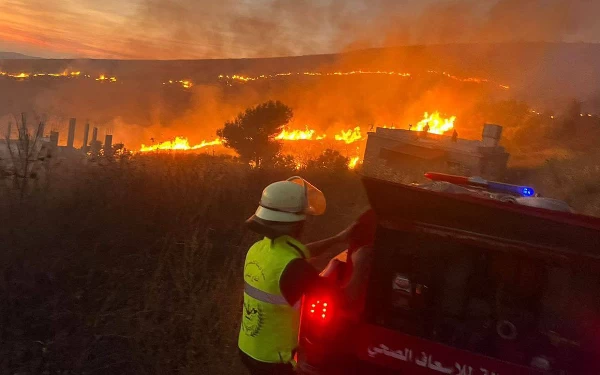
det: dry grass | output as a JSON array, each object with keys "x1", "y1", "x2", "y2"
[
  {"x1": 0, "y1": 154, "x2": 367, "y2": 375},
  {"x1": 510, "y1": 152, "x2": 600, "y2": 216}
]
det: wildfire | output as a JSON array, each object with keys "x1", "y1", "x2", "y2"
[
  {"x1": 139, "y1": 137, "x2": 222, "y2": 152},
  {"x1": 348, "y1": 156, "x2": 360, "y2": 169},
  {"x1": 33, "y1": 71, "x2": 81, "y2": 77},
  {"x1": 0, "y1": 70, "x2": 84, "y2": 80},
  {"x1": 334, "y1": 127, "x2": 362, "y2": 144},
  {"x1": 219, "y1": 69, "x2": 509, "y2": 90},
  {"x1": 428, "y1": 70, "x2": 510, "y2": 90},
  {"x1": 96, "y1": 74, "x2": 117, "y2": 82},
  {"x1": 413, "y1": 111, "x2": 456, "y2": 135},
  {"x1": 164, "y1": 80, "x2": 193, "y2": 89},
  {"x1": 219, "y1": 70, "x2": 412, "y2": 83},
  {"x1": 0, "y1": 71, "x2": 30, "y2": 78},
  {"x1": 275, "y1": 127, "x2": 326, "y2": 141}
]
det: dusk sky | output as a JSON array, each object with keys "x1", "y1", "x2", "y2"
[{"x1": 1, "y1": 0, "x2": 598, "y2": 59}]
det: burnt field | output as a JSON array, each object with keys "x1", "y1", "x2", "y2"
[{"x1": 0, "y1": 152, "x2": 599, "y2": 374}]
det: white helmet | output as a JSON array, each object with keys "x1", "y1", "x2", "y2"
[{"x1": 254, "y1": 176, "x2": 326, "y2": 222}]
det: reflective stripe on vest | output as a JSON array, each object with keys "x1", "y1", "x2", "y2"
[
  {"x1": 244, "y1": 281, "x2": 301, "y2": 309},
  {"x1": 245, "y1": 281, "x2": 287, "y2": 305}
]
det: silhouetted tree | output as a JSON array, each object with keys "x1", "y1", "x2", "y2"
[
  {"x1": 306, "y1": 149, "x2": 349, "y2": 171},
  {"x1": 217, "y1": 101, "x2": 293, "y2": 167},
  {"x1": 271, "y1": 154, "x2": 298, "y2": 171}
]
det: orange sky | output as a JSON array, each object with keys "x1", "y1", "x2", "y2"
[{"x1": 1, "y1": 0, "x2": 599, "y2": 59}]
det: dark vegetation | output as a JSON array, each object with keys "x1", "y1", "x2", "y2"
[
  {"x1": 217, "y1": 100, "x2": 293, "y2": 167},
  {"x1": 1, "y1": 146, "x2": 598, "y2": 374},
  {"x1": 0, "y1": 153, "x2": 366, "y2": 375}
]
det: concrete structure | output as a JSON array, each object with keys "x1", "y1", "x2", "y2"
[
  {"x1": 82, "y1": 122, "x2": 90, "y2": 152},
  {"x1": 104, "y1": 134, "x2": 113, "y2": 155},
  {"x1": 49, "y1": 131, "x2": 59, "y2": 147},
  {"x1": 363, "y1": 124, "x2": 510, "y2": 183},
  {"x1": 67, "y1": 118, "x2": 76, "y2": 148}
]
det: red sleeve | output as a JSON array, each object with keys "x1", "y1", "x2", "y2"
[{"x1": 279, "y1": 258, "x2": 321, "y2": 306}]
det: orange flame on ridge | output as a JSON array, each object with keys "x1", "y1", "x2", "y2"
[
  {"x1": 413, "y1": 111, "x2": 456, "y2": 135},
  {"x1": 275, "y1": 127, "x2": 326, "y2": 141},
  {"x1": 334, "y1": 127, "x2": 362, "y2": 144},
  {"x1": 139, "y1": 137, "x2": 222, "y2": 152}
]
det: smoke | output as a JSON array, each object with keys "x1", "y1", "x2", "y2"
[
  {"x1": 3, "y1": 0, "x2": 599, "y2": 59},
  {"x1": 115, "y1": 0, "x2": 600, "y2": 59}
]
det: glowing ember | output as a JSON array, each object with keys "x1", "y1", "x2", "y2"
[
  {"x1": 413, "y1": 112, "x2": 456, "y2": 135},
  {"x1": 275, "y1": 127, "x2": 326, "y2": 141},
  {"x1": 348, "y1": 156, "x2": 360, "y2": 169},
  {"x1": 139, "y1": 137, "x2": 222, "y2": 152},
  {"x1": 334, "y1": 127, "x2": 362, "y2": 144}
]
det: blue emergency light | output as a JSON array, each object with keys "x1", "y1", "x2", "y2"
[{"x1": 425, "y1": 172, "x2": 536, "y2": 197}]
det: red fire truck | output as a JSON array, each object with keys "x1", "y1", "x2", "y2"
[{"x1": 297, "y1": 173, "x2": 600, "y2": 374}]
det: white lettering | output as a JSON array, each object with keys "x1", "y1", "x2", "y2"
[
  {"x1": 455, "y1": 363, "x2": 473, "y2": 375},
  {"x1": 416, "y1": 352, "x2": 429, "y2": 367},
  {"x1": 369, "y1": 344, "x2": 499, "y2": 375}
]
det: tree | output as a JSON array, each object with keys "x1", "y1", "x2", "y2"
[
  {"x1": 217, "y1": 101, "x2": 293, "y2": 167},
  {"x1": 306, "y1": 149, "x2": 349, "y2": 171}
]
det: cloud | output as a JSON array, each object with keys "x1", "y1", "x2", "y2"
[{"x1": 1, "y1": 0, "x2": 599, "y2": 59}]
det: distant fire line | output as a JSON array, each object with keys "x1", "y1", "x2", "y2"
[
  {"x1": 1, "y1": 69, "x2": 509, "y2": 90},
  {"x1": 219, "y1": 70, "x2": 510, "y2": 90}
]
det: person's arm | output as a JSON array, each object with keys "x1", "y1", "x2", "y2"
[
  {"x1": 305, "y1": 223, "x2": 355, "y2": 257},
  {"x1": 279, "y1": 258, "x2": 323, "y2": 306},
  {"x1": 305, "y1": 235, "x2": 344, "y2": 258}
]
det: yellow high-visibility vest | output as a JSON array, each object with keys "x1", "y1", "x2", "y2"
[{"x1": 238, "y1": 235, "x2": 309, "y2": 363}]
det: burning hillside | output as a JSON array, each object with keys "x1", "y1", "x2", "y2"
[
  {"x1": 136, "y1": 111, "x2": 456, "y2": 170},
  {"x1": 0, "y1": 67, "x2": 508, "y2": 91},
  {"x1": 218, "y1": 70, "x2": 509, "y2": 90}
]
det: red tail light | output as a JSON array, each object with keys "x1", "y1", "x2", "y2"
[
  {"x1": 300, "y1": 294, "x2": 337, "y2": 344},
  {"x1": 306, "y1": 297, "x2": 333, "y2": 323}
]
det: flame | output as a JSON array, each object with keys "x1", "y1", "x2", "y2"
[
  {"x1": 428, "y1": 70, "x2": 510, "y2": 90},
  {"x1": 2, "y1": 72, "x2": 31, "y2": 78},
  {"x1": 139, "y1": 137, "x2": 222, "y2": 152},
  {"x1": 413, "y1": 112, "x2": 456, "y2": 135},
  {"x1": 164, "y1": 79, "x2": 193, "y2": 89},
  {"x1": 275, "y1": 127, "x2": 326, "y2": 141},
  {"x1": 96, "y1": 74, "x2": 117, "y2": 82},
  {"x1": 334, "y1": 127, "x2": 362, "y2": 144},
  {"x1": 219, "y1": 69, "x2": 509, "y2": 90},
  {"x1": 219, "y1": 70, "x2": 411, "y2": 83},
  {"x1": 348, "y1": 156, "x2": 360, "y2": 169}
]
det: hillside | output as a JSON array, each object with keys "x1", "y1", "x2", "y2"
[
  {"x1": 1, "y1": 42, "x2": 599, "y2": 159},
  {"x1": 1, "y1": 42, "x2": 599, "y2": 104},
  {"x1": 0, "y1": 51, "x2": 38, "y2": 59}
]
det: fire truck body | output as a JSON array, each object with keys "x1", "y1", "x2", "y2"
[{"x1": 297, "y1": 175, "x2": 600, "y2": 375}]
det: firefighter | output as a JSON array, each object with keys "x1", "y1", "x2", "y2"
[
  {"x1": 238, "y1": 177, "x2": 353, "y2": 375},
  {"x1": 452, "y1": 129, "x2": 458, "y2": 142}
]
